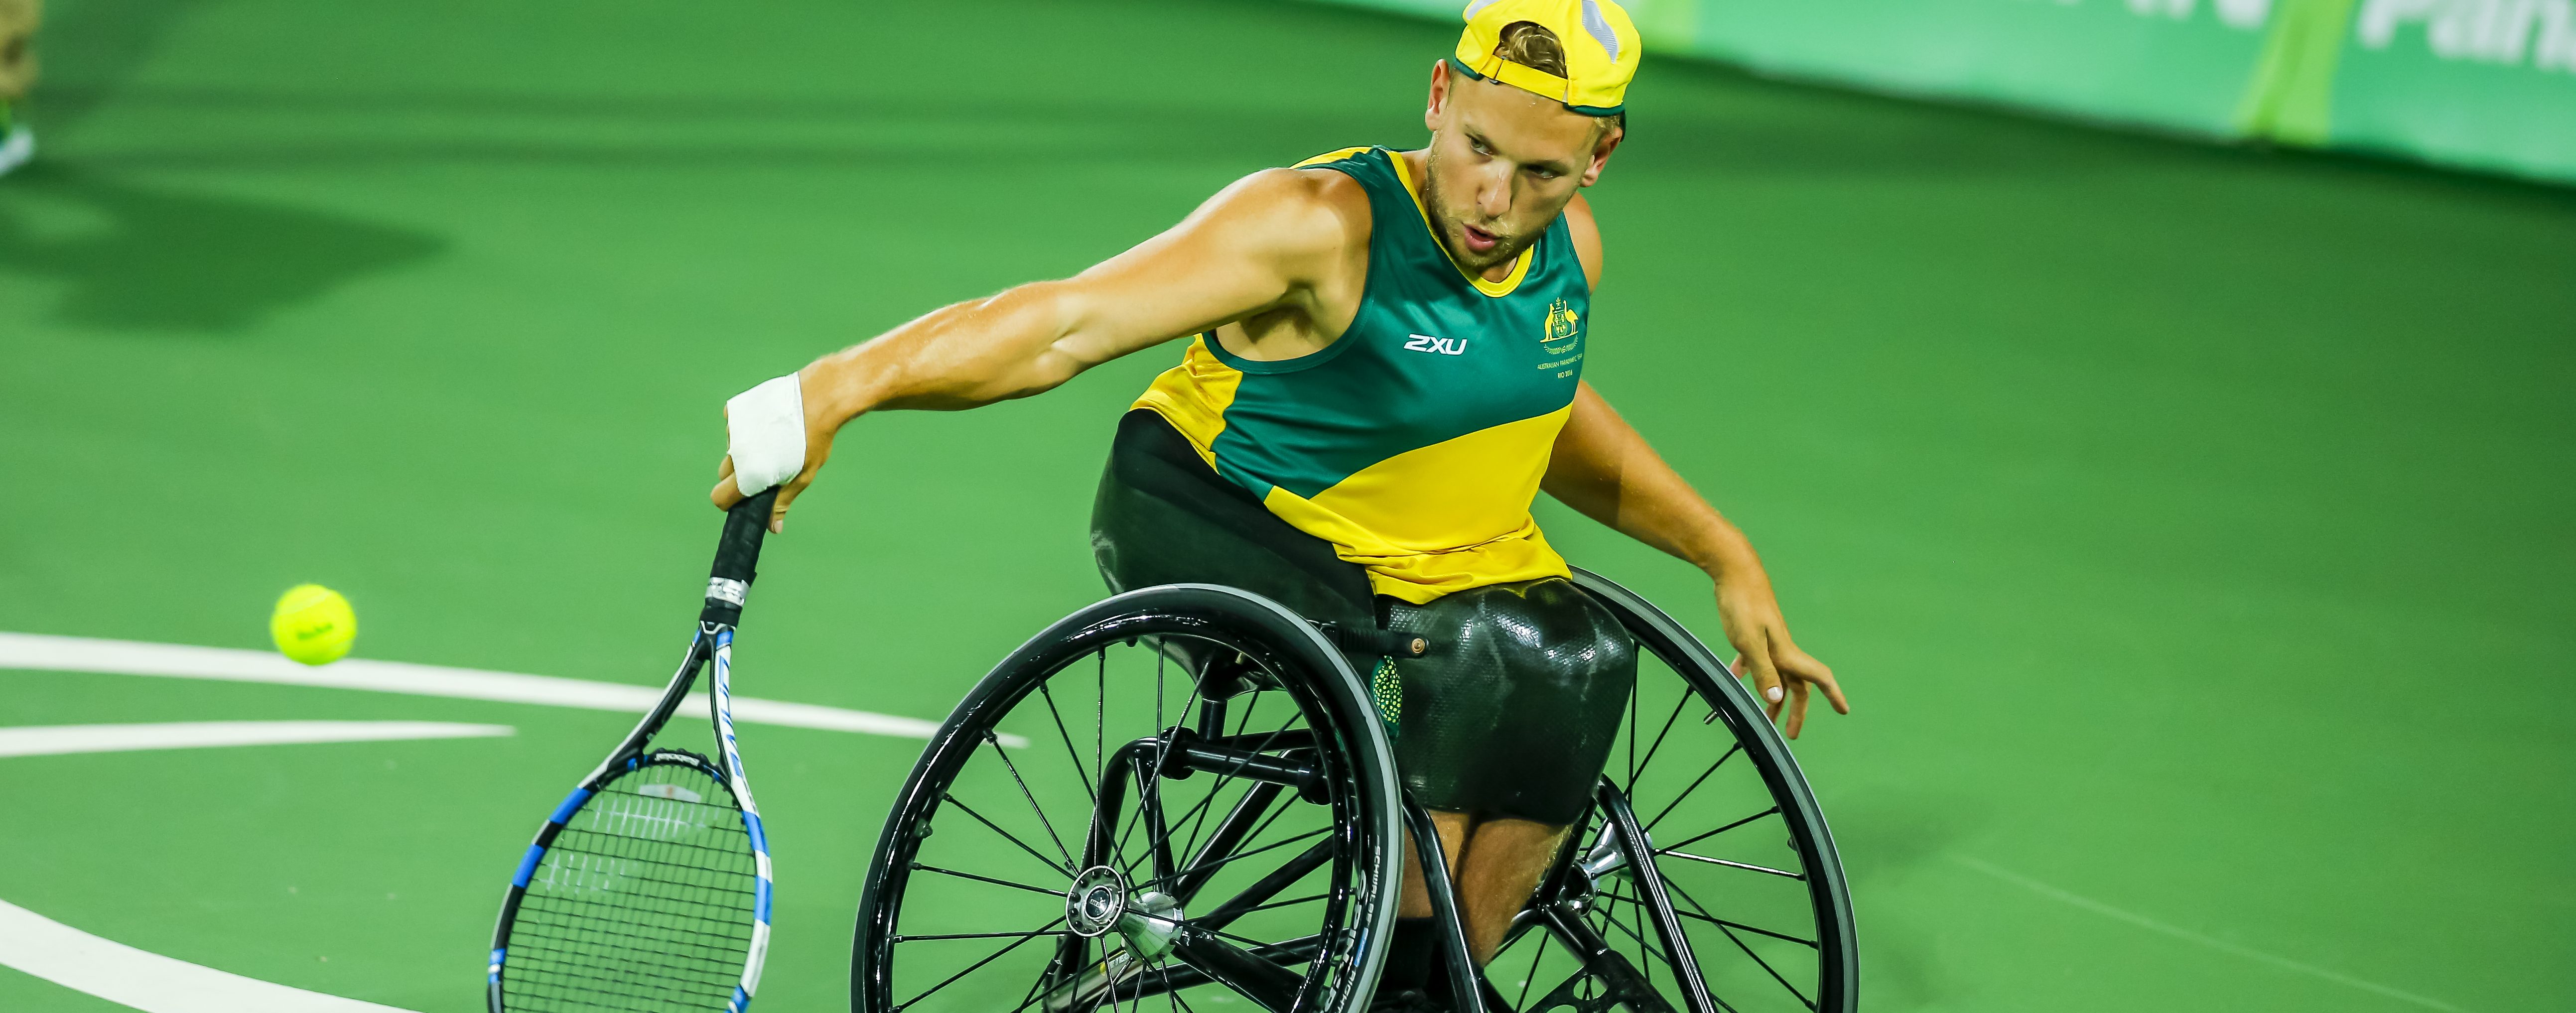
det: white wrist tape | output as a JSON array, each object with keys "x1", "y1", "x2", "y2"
[{"x1": 725, "y1": 374, "x2": 808, "y2": 497}]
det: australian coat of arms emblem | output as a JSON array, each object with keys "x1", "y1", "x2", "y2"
[{"x1": 1542, "y1": 297, "x2": 1582, "y2": 343}]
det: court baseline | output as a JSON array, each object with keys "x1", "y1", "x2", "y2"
[
  {"x1": 0, "y1": 631, "x2": 1022, "y2": 746},
  {"x1": 0, "y1": 720, "x2": 513, "y2": 758}
]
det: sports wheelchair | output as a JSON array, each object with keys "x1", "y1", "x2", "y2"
[{"x1": 852, "y1": 569, "x2": 1857, "y2": 1013}]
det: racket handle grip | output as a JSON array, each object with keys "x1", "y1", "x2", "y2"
[{"x1": 702, "y1": 487, "x2": 779, "y2": 627}]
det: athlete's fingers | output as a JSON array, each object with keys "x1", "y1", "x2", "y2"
[
  {"x1": 1776, "y1": 644, "x2": 1849, "y2": 715},
  {"x1": 764, "y1": 428, "x2": 834, "y2": 534},
  {"x1": 769, "y1": 478, "x2": 801, "y2": 534},
  {"x1": 1784, "y1": 679, "x2": 1811, "y2": 738},
  {"x1": 711, "y1": 405, "x2": 743, "y2": 508},
  {"x1": 1738, "y1": 644, "x2": 1786, "y2": 724}
]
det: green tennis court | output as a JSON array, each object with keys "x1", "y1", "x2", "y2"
[{"x1": 1, "y1": 0, "x2": 2569, "y2": 1011}]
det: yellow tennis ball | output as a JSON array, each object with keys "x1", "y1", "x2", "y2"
[{"x1": 271, "y1": 584, "x2": 356, "y2": 666}]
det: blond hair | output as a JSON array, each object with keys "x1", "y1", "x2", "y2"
[{"x1": 1488, "y1": 19, "x2": 1624, "y2": 137}]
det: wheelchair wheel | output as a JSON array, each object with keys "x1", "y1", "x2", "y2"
[
  {"x1": 852, "y1": 584, "x2": 1405, "y2": 1013},
  {"x1": 1480, "y1": 568, "x2": 1859, "y2": 1013}
]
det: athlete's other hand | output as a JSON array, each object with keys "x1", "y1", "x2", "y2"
[
  {"x1": 711, "y1": 372, "x2": 837, "y2": 534},
  {"x1": 1715, "y1": 580, "x2": 1847, "y2": 739}
]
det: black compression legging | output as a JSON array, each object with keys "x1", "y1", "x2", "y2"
[{"x1": 1091, "y1": 410, "x2": 1634, "y2": 825}]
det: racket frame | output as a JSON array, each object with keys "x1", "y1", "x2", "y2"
[{"x1": 487, "y1": 490, "x2": 779, "y2": 1013}]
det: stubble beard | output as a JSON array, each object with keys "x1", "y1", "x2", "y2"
[{"x1": 1419, "y1": 147, "x2": 1533, "y2": 275}]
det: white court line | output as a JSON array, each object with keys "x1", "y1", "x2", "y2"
[
  {"x1": 0, "y1": 632, "x2": 998, "y2": 1013},
  {"x1": 0, "y1": 631, "x2": 1021, "y2": 746},
  {"x1": 0, "y1": 721, "x2": 513, "y2": 759},
  {"x1": 0, "y1": 721, "x2": 496, "y2": 1012},
  {"x1": 1954, "y1": 855, "x2": 2464, "y2": 1012},
  {"x1": 1, "y1": 893, "x2": 418, "y2": 1013}
]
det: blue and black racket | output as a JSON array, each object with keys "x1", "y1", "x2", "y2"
[{"x1": 487, "y1": 488, "x2": 780, "y2": 1013}]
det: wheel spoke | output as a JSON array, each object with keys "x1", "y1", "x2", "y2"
[
  {"x1": 1712, "y1": 920, "x2": 1814, "y2": 1011},
  {"x1": 1149, "y1": 710, "x2": 1304, "y2": 846},
  {"x1": 1657, "y1": 849, "x2": 1803, "y2": 880},
  {"x1": 1593, "y1": 903, "x2": 1674, "y2": 980},
  {"x1": 1162, "y1": 956, "x2": 1187, "y2": 1013},
  {"x1": 943, "y1": 793, "x2": 1072, "y2": 875},
  {"x1": 1175, "y1": 783, "x2": 1285, "y2": 904},
  {"x1": 1644, "y1": 743, "x2": 1741, "y2": 833},
  {"x1": 1193, "y1": 839, "x2": 1336, "y2": 931},
  {"x1": 1039, "y1": 680, "x2": 1099, "y2": 807},
  {"x1": 1170, "y1": 701, "x2": 1301, "y2": 878},
  {"x1": 1114, "y1": 763, "x2": 1152, "y2": 875},
  {"x1": 1629, "y1": 686, "x2": 1691, "y2": 795},
  {"x1": 1137, "y1": 655, "x2": 1207, "y2": 883},
  {"x1": 1012, "y1": 947, "x2": 1051, "y2": 1013},
  {"x1": 1140, "y1": 824, "x2": 1325, "y2": 894},
  {"x1": 1605, "y1": 888, "x2": 1816, "y2": 948},
  {"x1": 1222, "y1": 892, "x2": 1325, "y2": 917},
  {"x1": 1657, "y1": 806, "x2": 1780, "y2": 854},
  {"x1": 1115, "y1": 658, "x2": 1212, "y2": 885},
  {"x1": 912, "y1": 862, "x2": 1066, "y2": 899},
  {"x1": 988, "y1": 732, "x2": 1076, "y2": 867},
  {"x1": 1514, "y1": 926, "x2": 1544, "y2": 1010},
  {"x1": 896, "y1": 929, "x2": 1077, "y2": 942},
  {"x1": 892, "y1": 914, "x2": 1070, "y2": 1011},
  {"x1": 1663, "y1": 876, "x2": 1818, "y2": 1008},
  {"x1": 1177, "y1": 752, "x2": 1226, "y2": 867},
  {"x1": 1169, "y1": 934, "x2": 1300, "y2": 1013}
]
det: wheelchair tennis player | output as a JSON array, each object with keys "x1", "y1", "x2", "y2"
[{"x1": 713, "y1": 1, "x2": 1847, "y2": 1006}]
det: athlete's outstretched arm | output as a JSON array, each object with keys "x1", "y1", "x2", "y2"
[
  {"x1": 1542, "y1": 382, "x2": 1849, "y2": 737},
  {"x1": 711, "y1": 168, "x2": 1366, "y2": 527}
]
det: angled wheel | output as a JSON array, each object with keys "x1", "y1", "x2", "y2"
[
  {"x1": 852, "y1": 584, "x2": 1405, "y2": 1013},
  {"x1": 1481, "y1": 568, "x2": 1858, "y2": 1013}
]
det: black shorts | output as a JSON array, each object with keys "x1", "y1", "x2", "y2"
[{"x1": 1091, "y1": 410, "x2": 1634, "y2": 826}]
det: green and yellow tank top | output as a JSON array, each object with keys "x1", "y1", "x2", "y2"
[{"x1": 1134, "y1": 146, "x2": 1591, "y2": 604}]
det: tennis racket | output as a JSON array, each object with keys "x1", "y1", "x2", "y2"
[{"x1": 487, "y1": 488, "x2": 781, "y2": 1013}]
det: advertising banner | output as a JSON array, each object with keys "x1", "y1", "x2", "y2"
[
  {"x1": 2335, "y1": 0, "x2": 2576, "y2": 177},
  {"x1": 1310, "y1": 0, "x2": 2576, "y2": 184}
]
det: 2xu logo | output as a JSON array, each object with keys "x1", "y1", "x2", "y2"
[{"x1": 1404, "y1": 334, "x2": 1468, "y2": 356}]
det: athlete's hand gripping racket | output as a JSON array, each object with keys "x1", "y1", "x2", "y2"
[{"x1": 487, "y1": 488, "x2": 781, "y2": 1013}]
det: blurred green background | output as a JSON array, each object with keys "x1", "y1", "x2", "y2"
[{"x1": 1, "y1": 0, "x2": 2570, "y2": 1011}]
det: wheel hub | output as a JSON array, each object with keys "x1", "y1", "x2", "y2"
[
  {"x1": 1115, "y1": 889, "x2": 1184, "y2": 962},
  {"x1": 1580, "y1": 819, "x2": 1639, "y2": 880},
  {"x1": 1067, "y1": 866, "x2": 1128, "y2": 938},
  {"x1": 1568, "y1": 819, "x2": 1650, "y2": 914}
]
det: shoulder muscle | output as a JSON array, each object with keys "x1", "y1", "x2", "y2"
[{"x1": 1046, "y1": 166, "x2": 1370, "y2": 366}]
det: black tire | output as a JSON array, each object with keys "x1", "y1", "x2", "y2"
[
  {"x1": 1483, "y1": 568, "x2": 1858, "y2": 1013},
  {"x1": 852, "y1": 584, "x2": 1405, "y2": 1013}
]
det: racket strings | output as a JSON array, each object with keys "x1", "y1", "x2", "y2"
[{"x1": 501, "y1": 761, "x2": 760, "y2": 1012}]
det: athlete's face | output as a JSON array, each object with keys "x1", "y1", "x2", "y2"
[{"x1": 1420, "y1": 59, "x2": 1623, "y2": 275}]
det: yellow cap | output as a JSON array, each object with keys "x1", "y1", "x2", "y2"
[{"x1": 1451, "y1": 0, "x2": 1642, "y2": 116}]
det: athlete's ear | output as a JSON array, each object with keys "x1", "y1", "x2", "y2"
[
  {"x1": 1425, "y1": 58, "x2": 1453, "y2": 131},
  {"x1": 1579, "y1": 123, "x2": 1624, "y2": 187}
]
